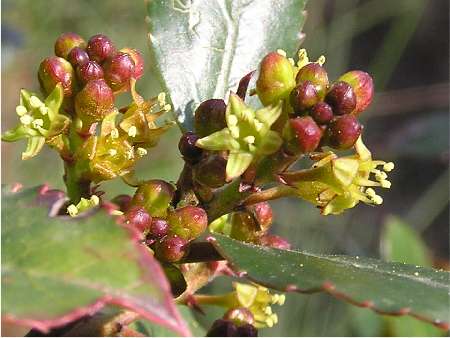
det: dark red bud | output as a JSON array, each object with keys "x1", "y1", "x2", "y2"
[
  {"x1": 155, "y1": 235, "x2": 188, "y2": 263},
  {"x1": 168, "y1": 206, "x2": 208, "y2": 240},
  {"x1": 289, "y1": 116, "x2": 322, "y2": 153},
  {"x1": 289, "y1": 81, "x2": 320, "y2": 114},
  {"x1": 131, "y1": 180, "x2": 175, "y2": 218},
  {"x1": 247, "y1": 202, "x2": 273, "y2": 232},
  {"x1": 325, "y1": 81, "x2": 356, "y2": 115},
  {"x1": 125, "y1": 206, "x2": 152, "y2": 233},
  {"x1": 296, "y1": 62, "x2": 329, "y2": 99},
  {"x1": 178, "y1": 132, "x2": 203, "y2": 163},
  {"x1": 38, "y1": 56, "x2": 76, "y2": 97},
  {"x1": 338, "y1": 70, "x2": 374, "y2": 114},
  {"x1": 194, "y1": 99, "x2": 227, "y2": 137},
  {"x1": 111, "y1": 194, "x2": 132, "y2": 212},
  {"x1": 310, "y1": 102, "x2": 333, "y2": 125},
  {"x1": 67, "y1": 47, "x2": 89, "y2": 68},
  {"x1": 326, "y1": 115, "x2": 362, "y2": 149},
  {"x1": 237, "y1": 324, "x2": 258, "y2": 337},
  {"x1": 86, "y1": 34, "x2": 116, "y2": 63},
  {"x1": 76, "y1": 61, "x2": 104, "y2": 84},
  {"x1": 149, "y1": 218, "x2": 169, "y2": 239},
  {"x1": 259, "y1": 234, "x2": 291, "y2": 250},
  {"x1": 206, "y1": 319, "x2": 238, "y2": 337},
  {"x1": 194, "y1": 153, "x2": 227, "y2": 188},
  {"x1": 54, "y1": 32, "x2": 86, "y2": 59},
  {"x1": 103, "y1": 52, "x2": 135, "y2": 91},
  {"x1": 75, "y1": 79, "x2": 114, "y2": 124},
  {"x1": 120, "y1": 48, "x2": 144, "y2": 80}
]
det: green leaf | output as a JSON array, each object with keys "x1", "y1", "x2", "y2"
[
  {"x1": 147, "y1": 0, "x2": 307, "y2": 131},
  {"x1": 1, "y1": 186, "x2": 190, "y2": 336},
  {"x1": 210, "y1": 234, "x2": 450, "y2": 330},
  {"x1": 381, "y1": 216, "x2": 445, "y2": 336}
]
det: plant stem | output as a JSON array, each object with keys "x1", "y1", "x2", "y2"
[{"x1": 243, "y1": 185, "x2": 296, "y2": 206}]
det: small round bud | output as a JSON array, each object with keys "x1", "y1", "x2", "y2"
[
  {"x1": 237, "y1": 324, "x2": 258, "y2": 337},
  {"x1": 296, "y1": 62, "x2": 329, "y2": 99},
  {"x1": 194, "y1": 153, "x2": 227, "y2": 189},
  {"x1": 54, "y1": 32, "x2": 86, "y2": 59},
  {"x1": 67, "y1": 47, "x2": 89, "y2": 68},
  {"x1": 86, "y1": 34, "x2": 116, "y2": 63},
  {"x1": 310, "y1": 102, "x2": 333, "y2": 125},
  {"x1": 325, "y1": 81, "x2": 356, "y2": 115},
  {"x1": 326, "y1": 115, "x2": 362, "y2": 149},
  {"x1": 149, "y1": 218, "x2": 170, "y2": 239},
  {"x1": 259, "y1": 234, "x2": 291, "y2": 250},
  {"x1": 168, "y1": 206, "x2": 208, "y2": 240},
  {"x1": 74, "y1": 79, "x2": 114, "y2": 124},
  {"x1": 38, "y1": 56, "x2": 76, "y2": 97},
  {"x1": 289, "y1": 81, "x2": 320, "y2": 114},
  {"x1": 224, "y1": 308, "x2": 255, "y2": 326},
  {"x1": 338, "y1": 70, "x2": 374, "y2": 114},
  {"x1": 111, "y1": 194, "x2": 132, "y2": 212},
  {"x1": 103, "y1": 52, "x2": 135, "y2": 91},
  {"x1": 120, "y1": 47, "x2": 144, "y2": 80},
  {"x1": 194, "y1": 99, "x2": 227, "y2": 137},
  {"x1": 178, "y1": 132, "x2": 203, "y2": 163},
  {"x1": 247, "y1": 202, "x2": 272, "y2": 232},
  {"x1": 256, "y1": 52, "x2": 296, "y2": 106},
  {"x1": 125, "y1": 206, "x2": 152, "y2": 233},
  {"x1": 206, "y1": 319, "x2": 238, "y2": 337},
  {"x1": 155, "y1": 235, "x2": 188, "y2": 263},
  {"x1": 289, "y1": 116, "x2": 322, "y2": 153},
  {"x1": 76, "y1": 61, "x2": 104, "y2": 84},
  {"x1": 131, "y1": 180, "x2": 175, "y2": 218}
]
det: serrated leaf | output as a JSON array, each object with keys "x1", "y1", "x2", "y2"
[
  {"x1": 147, "y1": 0, "x2": 307, "y2": 131},
  {"x1": 1, "y1": 186, "x2": 190, "y2": 336},
  {"x1": 210, "y1": 234, "x2": 450, "y2": 331}
]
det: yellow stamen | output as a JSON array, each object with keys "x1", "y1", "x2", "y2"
[
  {"x1": 20, "y1": 115, "x2": 33, "y2": 125},
  {"x1": 39, "y1": 106, "x2": 48, "y2": 115},
  {"x1": 157, "y1": 92, "x2": 166, "y2": 106},
  {"x1": 227, "y1": 114, "x2": 238, "y2": 126},
  {"x1": 110, "y1": 128, "x2": 119, "y2": 139},
  {"x1": 276, "y1": 49, "x2": 287, "y2": 57},
  {"x1": 128, "y1": 126, "x2": 137, "y2": 137},
  {"x1": 67, "y1": 204, "x2": 78, "y2": 217},
  {"x1": 383, "y1": 162, "x2": 395, "y2": 172},
  {"x1": 108, "y1": 149, "x2": 117, "y2": 156},
  {"x1": 16, "y1": 105, "x2": 28, "y2": 116},
  {"x1": 136, "y1": 147, "x2": 147, "y2": 157},
  {"x1": 243, "y1": 135, "x2": 255, "y2": 144},
  {"x1": 90, "y1": 195, "x2": 100, "y2": 206},
  {"x1": 317, "y1": 55, "x2": 326, "y2": 66},
  {"x1": 30, "y1": 96, "x2": 43, "y2": 108},
  {"x1": 32, "y1": 119, "x2": 44, "y2": 128}
]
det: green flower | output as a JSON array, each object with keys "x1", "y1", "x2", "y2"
[
  {"x1": 279, "y1": 136, "x2": 394, "y2": 215},
  {"x1": 196, "y1": 93, "x2": 283, "y2": 180},
  {"x1": 2, "y1": 84, "x2": 70, "y2": 159}
]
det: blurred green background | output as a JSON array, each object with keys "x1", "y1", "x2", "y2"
[{"x1": 2, "y1": 0, "x2": 448, "y2": 336}]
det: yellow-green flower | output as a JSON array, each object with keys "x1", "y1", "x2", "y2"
[
  {"x1": 280, "y1": 136, "x2": 394, "y2": 215},
  {"x1": 196, "y1": 93, "x2": 283, "y2": 180},
  {"x1": 2, "y1": 84, "x2": 70, "y2": 159}
]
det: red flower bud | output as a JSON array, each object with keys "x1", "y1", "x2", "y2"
[
  {"x1": 155, "y1": 235, "x2": 188, "y2": 263},
  {"x1": 289, "y1": 81, "x2": 320, "y2": 114},
  {"x1": 67, "y1": 47, "x2": 90, "y2": 68},
  {"x1": 289, "y1": 116, "x2": 322, "y2": 153},
  {"x1": 103, "y1": 52, "x2": 135, "y2": 91},
  {"x1": 149, "y1": 218, "x2": 170, "y2": 239},
  {"x1": 194, "y1": 153, "x2": 227, "y2": 189},
  {"x1": 76, "y1": 61, "x2": 104, "y2": 84},
  {"x1": 194, "y1": 99, "x2": 227, "y2": 137},
  {"x1": 310, "y1": 102, "x2": 333, "y2": 125},
  {"x1": 111, "y1": 194, "x2": 132, "y2": 212},
  {"x1": 247, "y1": 201, "x2": 273, "y2": 232},
  {"x1": 167, "y1": 206, "x2": 208, "y2": 240},
  {"x1": 178, "y1": 132, "x2": 203, "y2": 163},
  {"x1": 325, "y1": 115, "x2": 362, "y2": 149},
  {"x1": 74, "y1": 79, "x2": 114, "y2": 124},
  {"x1": 125, "y1": 206, "x2": 152, "y2": 233},
  {"x1": 338, "y1": 70, "x2": 374, "y2": 114},
  {"x1": 259, "y1": 234, "x2": 291, "y2": 250},
  {"x1": 325, "y1": 81, "x2": 356, "y2": 115},
  {"x1": 54, "y1": 32, "x2": 86, "y2": 59},
  {"x1": 206, "y1": 319, "x2": 238, "y2": 337},
  {"x1": 120, "y1": 47, "x2": 144, "y2": 80},
  {"x1": 86, "y1": 34, "x2": 116, "y2": 63},
  {"x1": 296, "y1": 62, "x2": 329, "y2": 99},
  {"x1": 256, "y1": 52, "x2": 296, "y2": 106},
  {"x1": 131, "y1": 180, "x2": 175, "y2": 218},
  {"x1": 38, "y1": 56, "x2": 76, "y2": 97}
]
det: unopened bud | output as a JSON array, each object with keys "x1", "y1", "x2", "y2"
[
  {"x1": 338, "y1": 70, "x2": 374, "y2": 114},
  {"x1": 131, "y1": 180, "x2": 175, "y2": 218},
  {"x1": 167, "y1": 206, "x2": 208, "y2": 240},
  {"x1": 75, "y1": 79, "x2": 114, "y2": 124},
  {"x1": 54, "y1": 32, "x2": 86, "y2": 59},
  {"x1": 38, "y1": 56, "x2": 76, "y2": 97},
  {"x1": 155, "y1": 235, "x2": 188, "y2": 263},
  {"x1": 125, "y1": 206, "x2": 152, "y2": 233},
  {"x1": 120, "y1": 48, "x2": 144, "y2": 80},
  {"x1": 256, "y1": 52, "x2": 296, "y2": 106},
  {"x1": 111, "y1": 194, "x2": 132, "y2": 212},
  {"x1": 194, "y1": 99, "x2": 227, "y2": 137},
  {"x1": 178, "y1": 132, "x2": 203, "y2": 163},
  {"x1": 194, "y1": 153, "x2": 227, "y2": 189},
  {"x1": 289, "y1": 116, "x2": 322, "y2": 153},
  {"x1": 148, "y1": 218, "x2": 170, "y2": 239},
  {"x1": 310, "y1": 102, "x2": 333, "y2": 125},
  {"x1": 76, "y1": 60, "x2": 104, "y2": 84},
  {"x1": 206, "y1": 319, "x2": 238, "y2": 337},
  {"x1": 86, "y1": 34, "x2": 116, "y2": 63},
  {"x1": 289, "y1": 81, "x2": 320, "y2": 114},
  {"x1": 325, "y1": 81, "x2": 356, "y2": 115},
  {"x1": 67, "y1": 47, "x2": 90, "y2": 68},
  {"x1": 103, "y1": 52, "x2": 135, "y2": 91},
  {"x1": 296, "y1": 62, "x2": 329, "y2": 99},
  {"x1": 325, "y1": 115, "x2": 362, "y2": 150}
]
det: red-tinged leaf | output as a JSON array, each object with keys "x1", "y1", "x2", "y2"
[{"x1": 1, "y1": 186, "x2": 190, "y2": 336}]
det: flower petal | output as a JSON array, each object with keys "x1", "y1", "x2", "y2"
[
  {"x1": 22, "y1": 136, "x2": 45, "y2": 160},
  {"x1": 196, "y1": 129, "x2": 239, "y2": 151},
  {"x1": 226, "y1": 151, "x2": 253, "y2": 180},
  {"x1": 257, "y1": 130, "x2": 282, "y2": 155}
]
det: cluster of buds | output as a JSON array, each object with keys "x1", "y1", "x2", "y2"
[{"x1": 120, "y1": 180, "x2": 208, "y2": 263}]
